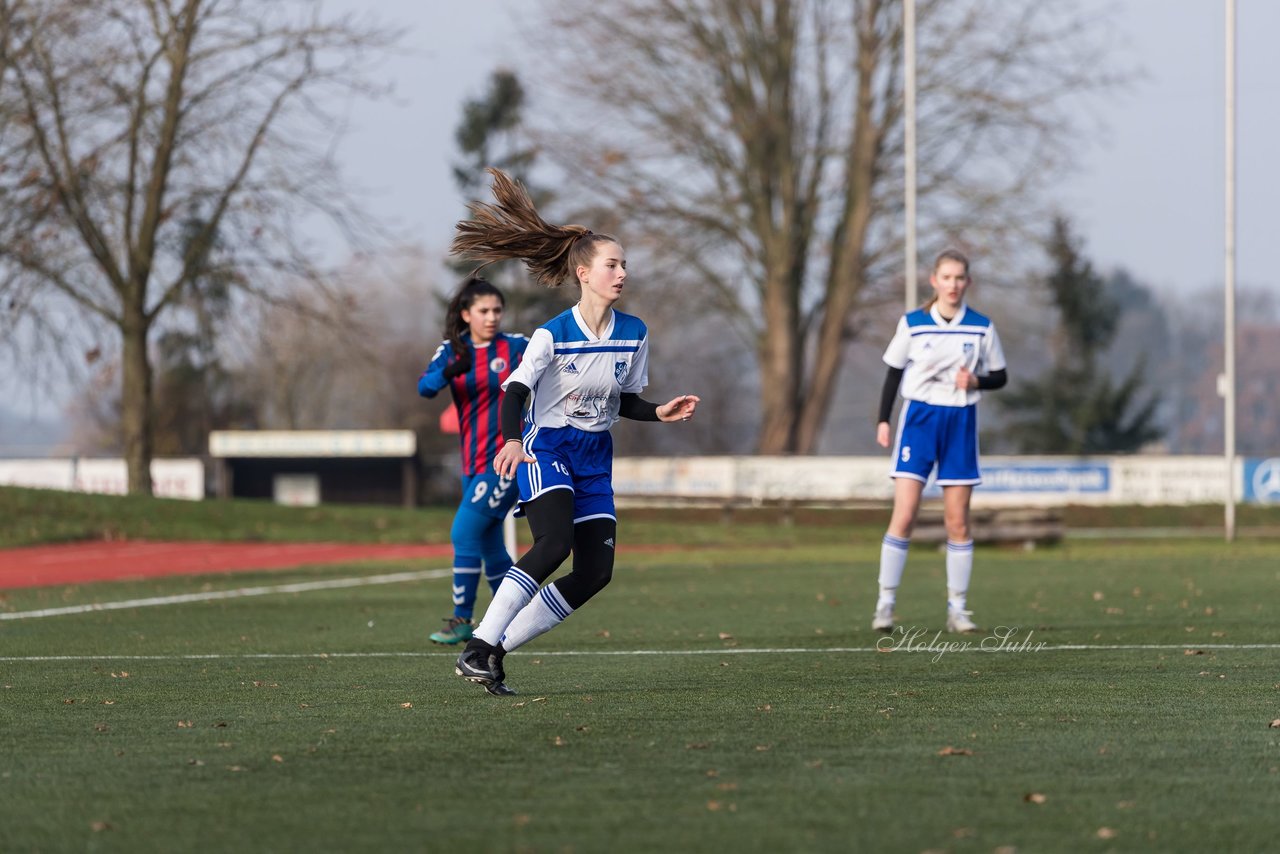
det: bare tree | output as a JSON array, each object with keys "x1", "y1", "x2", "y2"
[
  {"x1": 0, "y1": 0, "x2": 395, "y2": 492},
  {"x1": 522, "y1": 0, "x2": 1122, "y2": 453}
]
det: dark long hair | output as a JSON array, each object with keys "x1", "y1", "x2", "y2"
[
  {"x1": 445, "y1": 277, "x2": 505, "y2": 356},
  {"x1": 451, "y1": 167, "x2": 619, "y2": 287}
]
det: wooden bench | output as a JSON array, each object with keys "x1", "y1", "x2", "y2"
[
  {"x1": 913, "y1": 505, "x2": 1065, "y2": 548},
  {"x1": 616, "y1": 494, "x2": 1064, "y2": 547}
]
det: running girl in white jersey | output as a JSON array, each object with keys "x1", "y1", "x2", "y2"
[
  {"x1": 872, "y1": 249, "x2": 1007, "y2": 635},
  {"x1": 449, "y1": 168, "x2": 699, "y2": 695}
]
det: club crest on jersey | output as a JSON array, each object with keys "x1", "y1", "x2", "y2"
[
  {"x1": 562, "y1": 362, "x2": 579, "y2": 374},
  {"x1": 490, "y1": 357, "x2": 508, "y2": 373},
  {"x1": 963, "y1": 343, "x2": 974, "y2": 358},
  {"x1": 614, "y1": 361, "x2": 629, "y2": 382}
]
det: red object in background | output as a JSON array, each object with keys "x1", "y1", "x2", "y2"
[
  {"x1": 0, "y1": 541, "x2": 454, "y2": 590},
  {"x1": 439, "y1": 405, "x2": 460, "y2": 434}
]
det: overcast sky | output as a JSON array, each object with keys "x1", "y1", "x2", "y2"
[
  {"x1": 334, "y1": 0, "x2": 1279, "y2": 300},
  {"x1": 4, "y1": 1, "x2": 1278, "y2": 433}
]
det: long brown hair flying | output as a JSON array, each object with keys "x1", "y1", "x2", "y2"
[{"x1": 451, "y1": 168, "x2": 618, "y2": 288}]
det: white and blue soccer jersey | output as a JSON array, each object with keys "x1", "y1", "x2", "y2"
[
  {"x1": 501, "y1": 305, "x2": 650, "y2": 519},
  {"x1": 882, "y1": 303, "x2": 1005, "y2": 408},
  {"x1": 502, "y1": 305, "x2": 650, "y2": 433}
]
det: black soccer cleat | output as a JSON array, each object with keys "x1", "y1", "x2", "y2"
[
  {"x1": 489, "y1": 644, "x2": 508, "y2": 684},
  {"x1": 455, "y1": 640, "x2": 497, "y2": 686},
  {"x1": 485, "y1": 681, "x2": 517, "y2": 697}
]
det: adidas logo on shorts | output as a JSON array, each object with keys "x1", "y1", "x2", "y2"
[{"x1": 603, "y1": 537, "x2": 614, "y2": 549}]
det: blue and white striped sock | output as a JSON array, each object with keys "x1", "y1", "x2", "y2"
[
  {"x1": 472, "y1": 567, "x2": 538, "y2": 646},
  {"x1": 501, "y1": 584, "x2": 574, "y2": 652},
  {"x1": 878, "y1": 534, "x2": 911, "y2": 607},
  {"x1": 946, "y1": 539, "x2": 975, "y2": 610}
]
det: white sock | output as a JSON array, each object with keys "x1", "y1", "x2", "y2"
[
  {"x1": 472, "y1": 567, "x2": 538, "y2": 646},
  {"x1": 878, "y1": 534, "x2": 910, "y2": 607},
  {"x1": 501, "y1": 584, "x2": 574, "y2": 652},
  {"x1": 946, "y1": 539, "x2": 974, "y2": 610}
]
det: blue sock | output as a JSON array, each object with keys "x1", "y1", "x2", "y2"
[{"x1": 451, "y1": 559, "x2": 482, "y2": 620}]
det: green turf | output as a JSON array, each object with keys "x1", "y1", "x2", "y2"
[
  {"x1": 2, "y1": 539, "x2": 1279, "y2": 852},
  {"x1": 0, "y1": 485, "x2": 457, "y2": 548},
  {"x1": 5, "y1": 484, "x2": 1280, "y2": 551}
]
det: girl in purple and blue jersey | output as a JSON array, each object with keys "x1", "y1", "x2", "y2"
[{"x1": 418, "y1": 278, "x2": 528, "y2": 644}]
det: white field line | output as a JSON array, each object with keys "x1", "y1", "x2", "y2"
[
  {"x1": 0, "y1": 568, "x2": 452, "y2": 621},
  {"x1": 3, "y1": 643, "x2": 1280, "y2": 663}
]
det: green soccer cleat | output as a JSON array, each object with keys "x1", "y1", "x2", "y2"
[{"x1": 430, "y1": 616, "x2": 474, "y2": 645}]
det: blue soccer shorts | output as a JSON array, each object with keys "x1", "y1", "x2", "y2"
[
  {"x1": 890, "y1": 400, "x2": 981, "y2": 486},
  {"x1": 516, "y1": 426, "x2": 616, "y2": 523}
]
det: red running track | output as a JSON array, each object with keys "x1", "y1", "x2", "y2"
[{"x1": 0, "y1": 541, "x2": 454, "y2": 590}]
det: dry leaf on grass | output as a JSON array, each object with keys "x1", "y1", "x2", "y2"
[
  {"x1": 1024, "y1": 792, "x2": 1048, "y2": 804},
  {"x1": 718, "y1": 632, "x2": 734, "y2": 640},
  {"x1": 1184, "y1": 649, "x2": 1205, "y2": 656},
  {"x1": 1097, "y1": 827, "x2": 1117, "y2": 840},
  {"x1": 552, "y1": 736, "x2": 566, "y2": 747},
  {"x1": 400, "y1": 702, "x2": 412, "y2": 709},
  {"x1": 937, "y1": 746, "x2": 974, "y2": 756},
  {"x1": 90, "y1": 822, "x2": 113, "y2": 832},
  {"x1": 686, "y1": 742, "x2": 710, "y2": 750},
  {"x1": 1269, "y1": 720, "x2": 1280, "y2": 729}
]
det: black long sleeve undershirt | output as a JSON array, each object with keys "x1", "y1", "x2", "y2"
[
  {"x1": 877, "y1": 367, "x2": 905, "y2": 424},
  {"x1": 877, "y1": 367, "x2": 1008, "y2": 423},
  {"x1": 501, "y1": 382, "x2": 530, "y2": 443},
  {"x1": 500, "y1": 384, "x2": 661, "y2": 444},
  {"x1": 619, "y1": 392, "x2": 660, "y2": 421}
]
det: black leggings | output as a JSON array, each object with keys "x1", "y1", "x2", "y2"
[{"x1": 518, "y1": 489, "x2": 616, "y2": 610}]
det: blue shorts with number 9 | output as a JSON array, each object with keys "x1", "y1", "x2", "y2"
[
  {"x1": 891, "y1": 400, "x2": 981, "y2": 486},
  {"x1": 460, "y1": 472, "x2": 520, "y2": 521},
  {"x1": 516, "y1": 426, "x2": 616, "y2": 523}
]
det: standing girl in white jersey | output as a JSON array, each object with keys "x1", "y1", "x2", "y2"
[
  {"x1": 872, "y1": 249, "x2": 1007, "y2": 635},
  {"x1": 449, "y1": 168, "x2": 699, "y2": 695}
]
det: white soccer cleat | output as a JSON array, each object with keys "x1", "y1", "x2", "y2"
[
  {"x1": 946, "y1": 606, "x2": 979, "y2": 634},
  {"x1": 871, "y1": 603, "x2": 896, "y2": 633}
]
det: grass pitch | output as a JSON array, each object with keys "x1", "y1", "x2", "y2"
[{"x1": 3, "y1": 527, "x2": 1279, "y2": 853}]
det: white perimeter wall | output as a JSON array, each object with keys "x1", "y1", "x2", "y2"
[
  {"x1": 613, "y1": 456, "x2": 1273, "y2": 506},
  {"x1": 0, "y1": 458, "x2": 204, "y2": 500}
]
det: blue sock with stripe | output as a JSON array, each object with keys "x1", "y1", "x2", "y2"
[
  {"x1": 472, "y1": 567, "x2": 538, "y2": 646},
  {"x1": 451, "y1": 562, "x2": 482, "y2": 620},
  {"x1": 500, "y1": 583, "x2": 574, "y2": 652}
]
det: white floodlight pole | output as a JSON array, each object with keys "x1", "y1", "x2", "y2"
[
  {"x1": 1223, "y1": 0, "x2": 1237, "y2": 542},
  {"x1": 904, "y1": 0, "x2": 918, "y2": 310}
]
